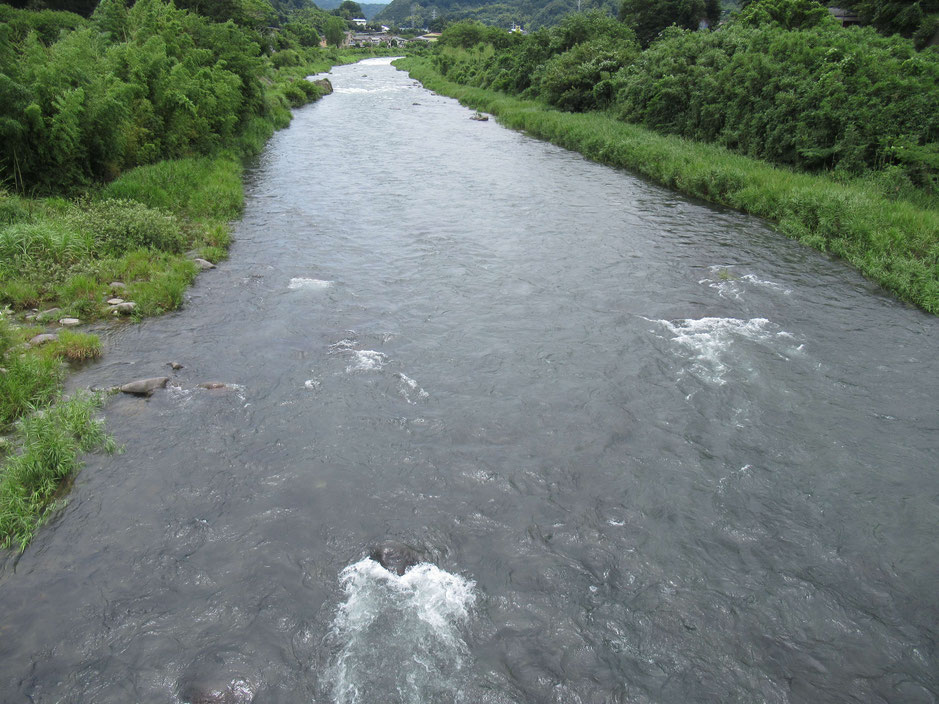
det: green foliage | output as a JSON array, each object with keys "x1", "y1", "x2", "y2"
[
  {"x1": 532, "y1": 35, "x2": 638, "y2": 110},
  {"x1": 376, "y1": 0, "x2": 620, "y2": 30},
  {"x1": 619, "y1": 0, "x2": 720, "y2": 46},
  {"x1": 0, "y1": 345, "x2": 63, "y2": 432},
  {"x1": 48, "y1": 330, "x2": 102, "y2": 361},
  {"x1": 848, "y1": 0, "x2": 939, "y2": 46},
  {"x1": 614, "y1": 15, "x2": 939, "y2": 190},
  {"x1": 67, "y1": 199, "x2": 186, "y2": 254},
  {"x1": 0, "y1": 0, "x2": 267, "y2": 193},
  {"x1": 0, "y1": 391, "x2": 113, "y2": 551},
  {"x1": 324, "y1": 14, "x2": 347, "y2": 46},
  {"x1": 737, "y1": 0, "x2": 834, "y2": 29},
  {"x1": 434, "y1": 12, "x2": 638, "y2": 100},
  {"x1": 101, "y1": 158, "x2": 244, "y2": 221}
]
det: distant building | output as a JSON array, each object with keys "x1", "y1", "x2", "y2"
[
  {"x1": 352, "y1": 18, "x2": 367, "y2": 27},
  {"x1": 827, "y1": 7, "x2": 861, "y2": 27}
]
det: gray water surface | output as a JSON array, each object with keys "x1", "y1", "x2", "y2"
[{"x1": 1, "y1": 58, "x2": 937, "y2": 704}]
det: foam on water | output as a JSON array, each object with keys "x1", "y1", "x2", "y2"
[
  {"x1": 346, "y1": 350, "x2": 388, "y2": 373},
  {"x1": 650, "y1": 316, "x2": 799, "y2": 384},
  {"x1": 288, "y1": 277, "x2": 333, "y2": 290},
  {"x1": 397, "y1": 373, "x2": 429, "y2": 403},
  {"x1": 326, "y1": 558, "x2": 476, "y2": 704},
  {"x1": 699, "y1": 267, "x2": 792, "y2": 299}
]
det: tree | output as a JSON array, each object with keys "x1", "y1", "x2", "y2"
[
  {"x1": 335, "y1": 0, "x2": 364, "y2": 19},
  {"x1": 619, "y1": 0, "x2": 720, "y2": 46},
  {"x1": 324, "y1": 14, "x2": 345, "y2": 45}
]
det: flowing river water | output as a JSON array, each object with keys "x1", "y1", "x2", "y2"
[{"x1": 1, "y1": 58, "x2": 937, "y2": 703}]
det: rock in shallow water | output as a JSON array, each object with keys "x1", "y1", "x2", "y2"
[
  {"x1": 370, "y1": 542, "x2": 422, "y2": 576},
  {"x1": 120, "y1": 377, "x2": 169, "y2": 396}
]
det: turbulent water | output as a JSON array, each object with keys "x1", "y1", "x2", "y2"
[{"x1": 1, "y1": 58, "x2": 937, "y2": 703}]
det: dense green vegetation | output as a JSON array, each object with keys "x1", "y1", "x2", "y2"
[
  {"x1": 0, "y1": 0, "x2": 391, "y2": 549},
  {"x1": 399, "y1": 1, "x2": 939, "y2": 312}
]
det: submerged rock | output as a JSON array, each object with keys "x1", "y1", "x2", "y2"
[
  {"x1": 470, "y1": 112, "x2": 489, "y2": 121},
  {"x1": 198, "y1": 382, "x2": 228, "y2": 390},
  {"x1": 120, "y1": 377, "x2": 169, "y2": 396},
  {"x1": 178, "y1": 679, "x2": 255, "y2": 704},
  {"x1": 370, "y1": 542, "x2": 422, "y2": 576},
  {"x1": 168, "y1": 361, "x2": 184, "y2": 370}
]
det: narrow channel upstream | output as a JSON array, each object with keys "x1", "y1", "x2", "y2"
[{"x1": 1, "y1": 58, "x2": 936, "y2": 704}]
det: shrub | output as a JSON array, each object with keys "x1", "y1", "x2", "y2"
[{"x1": 67, "y1": 199, "x2": 185, "y2": 255}]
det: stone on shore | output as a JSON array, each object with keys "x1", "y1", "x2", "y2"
[
  {"x1": 29, "y1": 333, "x2": 59, "y2": 347},
  {"x1": 107, "y1": 298, "x2": 124, "y2": 305},
  {"x1": 109, "y1": 301, "x2": 137, "y2": 315},
  {"x1": 109, "y1": 282, "x2": 126, "y2": 291},
  {"x1": 120, "y1": 377, "x2": 169, "y2": 396},
  {"x1": 59, "y1": 317, "x2": 81, "y2": 326},
  {"x1": 193, "y1": 258, "x2": 216, "y2": 270},
  {"x1": 312, "y1": 78, "x2": 333, "y2": 94}
]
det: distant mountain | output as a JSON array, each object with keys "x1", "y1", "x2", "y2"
[{"x1": 375, "y1": 0, "x2": 618, "y2": 29}]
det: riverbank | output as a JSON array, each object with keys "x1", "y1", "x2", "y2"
[
  {"x1": 0, "y1": 50, "x2": 384, "y2": 550},
  {"x1": 395, "y1": 56, "x2": 939, "y2": 316}
]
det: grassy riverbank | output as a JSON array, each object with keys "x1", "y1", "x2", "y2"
[
  {"x1": 396, "y1": 56, "x2": 939, "y2": 315},
  {"x1": 0, "y1": 41, "x2": 384, "y2": 549}
]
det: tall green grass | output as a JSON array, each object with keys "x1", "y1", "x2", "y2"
[
  {"x1": 0, "y1": 392, "x2": 114, "y2": 551},
  {"x1": 397, "y1": 57, "x2": 939, "y2": 314}
]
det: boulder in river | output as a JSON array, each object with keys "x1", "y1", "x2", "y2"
[
  {"x1": 120, "y1": 377, "x2": 169, "y2": 396},
  {"x1": 312, "y1": 78, "x2": 333, "y2": 94},
  {"x1": 168, "y1": 361, "x2": 184, "y2": 370},
  {"x1": 370, "y1": 541, "x2": 422, "y2": 576}
]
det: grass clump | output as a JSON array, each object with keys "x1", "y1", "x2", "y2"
[
  {"x1": 0, "y1": 392, "x2": 114, "y2": 551},
  {"x1": 48, "y1": 331, "x2": 102, "y2": 362},
  {"x1": 0, "y1": 314, "x2": 63, "y2": 432}
]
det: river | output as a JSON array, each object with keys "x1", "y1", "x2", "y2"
[{"x1": 1, "y1": 57, "x2": 936, "y2": 704}]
